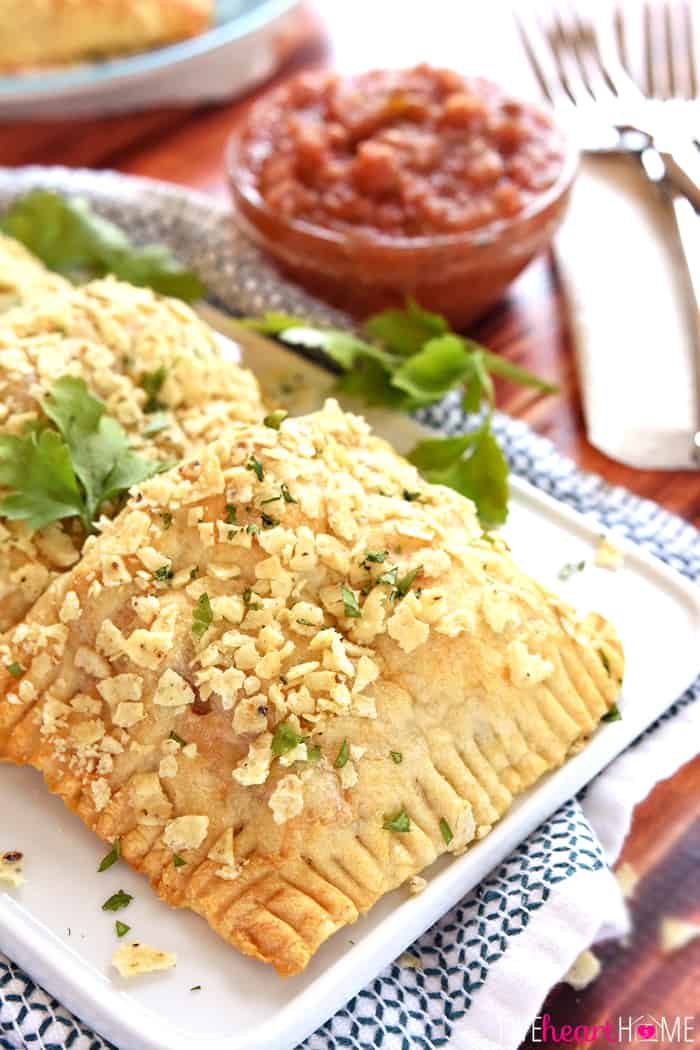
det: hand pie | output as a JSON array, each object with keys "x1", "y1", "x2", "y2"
[
  {"x1": 0, "y1": 400, "x2": 623, "y2": 975},
  {"x1": 0, "y1": 0, "x2": 212, "y2": 72},
  {"x1": 0, "y1": 273, "x2": 263, "y2": 630}
]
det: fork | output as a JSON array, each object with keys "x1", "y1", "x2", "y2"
[
  {"x1": 516, "y1": 0, "x2": 700, "y2": 464},
  {"x1": 515, "y1": 1, "x2": 700, "y2": 211}
]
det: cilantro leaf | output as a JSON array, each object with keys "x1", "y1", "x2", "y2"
[
  {"x1": 242, "y1": 312, "x2": 310, "y2": 335},
  {"x1": 480, "y1": 350, "x2": 558, "y2": 393},
  {"x1": 115, "y1": 920, "x2": 130, "y2": 938},
  {"x1": 601, "y1": 703, "x2": 622, "y2": 723},
  {"x1": 364, "y1": 298, "x2": 447, "y2": 355},
  {"x1": 40, "y1": 376, "x2": 164, "y2": 525},
  {"x1": 408, "y1": 428, "x2": 509, "y2": 527},
  {"x1": 279, "y1": 327, "x2": 396, "y2": 371},
  {"x1": 0, "y1": 427, "x2": 84, "y2": 530},
  {"x1": 391, "y1": 335, "x2": 473, "y2": 403},
  {"x1": 1, "y1": 190, "x2": 205, "y2": 301}
]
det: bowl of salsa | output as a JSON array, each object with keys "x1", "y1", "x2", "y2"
[{"x1": 227, "y1": 64, "x2": 577, "y2": 327}]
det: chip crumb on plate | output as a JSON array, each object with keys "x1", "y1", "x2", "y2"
[
  {"x1": 595, "y1": 536, "x2": 624, "y2": 571},
  {"x1": 0, "y1": 850, "x2": 24, "y2": 887},
  {"x1": 112, "y1": 941, "x2": 177, "y2": 978},
  {"x1": 658, "y1": 916, "x2": 700, "y2": 955},
  {"x1": 563, "y1": 949, "x2": 600, "y2": 990},
  {"x1": 615, "y1": 861, "x2": 639, "y2": 899}
]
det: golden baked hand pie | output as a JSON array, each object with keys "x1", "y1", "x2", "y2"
[
  {"x1": 0, "y1": 273, "x2": 264, "y2": 630},
  {"x1": 0, "y1": 233, "x2": 71, "y2": 314},
  {"x1": 0, "y1": 400, "x2": 623, "y2": 976},
  {"x1": 0, "y1": 0, "x2": 212, "y2": 72}
]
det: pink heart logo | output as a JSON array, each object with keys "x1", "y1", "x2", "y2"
[{"x1": 638, "y1": 1024, "x2": 656, "y2": 1039}]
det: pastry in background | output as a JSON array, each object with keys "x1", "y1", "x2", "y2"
[
  {"x1": 0, "y1": 233, "x2": 70, "y2": 313},
  {"x1": 0, "y1": 0, "x2": 213, "y2": 72}
]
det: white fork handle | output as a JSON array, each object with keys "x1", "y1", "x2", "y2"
[
  {"x1": 668, "y1": 192, "x2": 700, "y2": 463},
  {"x1": 658, "y1": 142, "x2": 700, "y2": 217}
]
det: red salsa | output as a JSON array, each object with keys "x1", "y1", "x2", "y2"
[
  {"x1": 243, "y1": 65, "x2": 565, "y2": 238},
  {"x1": 229, "y1": 65, "x2": 575, "y2": 326}
]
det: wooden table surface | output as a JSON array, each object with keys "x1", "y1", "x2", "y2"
[{"x1": 1, "y1": 1, "x2": 698, "y2": 1045}]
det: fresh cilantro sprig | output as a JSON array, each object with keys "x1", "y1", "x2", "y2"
[
  {"x1": 1, "y1": 190, "x2": 205, "y2": 302},
  {"x1": 0, "y1": 376, "x2": 165, "y2": 531},
  {"x1": 245, "y1": 300, "x2": 556, "y2": 526}
]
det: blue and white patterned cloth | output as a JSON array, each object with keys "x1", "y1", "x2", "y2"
[{"x1": 0, "y1": 168, "x2": 698, "y2": 1050}]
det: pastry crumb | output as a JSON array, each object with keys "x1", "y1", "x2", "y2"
[
  {"x1": 0, "y1": 851, "x2": 24, "y2": 887},
  {"x1": 112, "y1": 941, "x2": 177, "y2": 977},
  {"x1": 563, "y1": 949, "x2": 600, "y2": 990},
  {"x1": 658, "y1": 916, "x2": 700, "y2": 955},
  {"x1": 615, "y1": 861, "x2": 639, "y2": 899},
  {"x1": 406, "y1": 875, "x2": 427, "y2": 896},
  {"x1": 595, "y1": 536, "x2": 624, "y2": 571}
]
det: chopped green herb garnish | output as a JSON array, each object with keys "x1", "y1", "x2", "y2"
[
  {"x1": 115, "y1": 920, "x2": 130, "y2": 938},
  {"x1": 261, "y1": 511, "x2": 280, "y2": 528},
  {"x1": 383, "y1": 809, "x2": 411, "y2": 833},
  {"x1": 334, "y1": 738, "x2": 350, "y2": 769},
  {"x1": 153, "y1": 564, "x2": 173, "y2": 583},
  {"x1": 242, "y1": 587, "x2": 261, "y2": 609},
  {"x1": 260, "y1": 495, "x2": 281, "y2": 505},
  {"x1": 296, "y1": 618, "x2": 315, "y2": 627},
  {"x1": 390, "y1": 751, "x2": 403, "y2": 764},
  {"x1": 280, "y1": 482, "x2": 297, "y2": 504},
  {"x1": 602, "y1": 704, "x2": 622, "y2": 723},
  {"x1": 306, "y1": 744, "x2": 322, "y2": 763},
  {"x1": 140, "y1": 366, "x2": 167, "y2": 413},
  {"x1": 439, "y1": 818, "x2": 453, "y2": 846},
  {"x1": 101, "y1": 889, "x2": 132, "y2": 912},
  {"x1": 190, "y1": 567, "x2": 199, "y2": 579},
  {"x1": 173, "y1": 855, "x2": 186, "y2": 868},
  {"x1": 246, "y1": 456, "x2": 264, "y2": 482},
  {"x1": 246, "y1": 523, "x2": 261, "y2": 536},
  {"x1": 224, "y1": 504, "x2": 237, "y2": 524},
  {"x1": 160, "y1": 511, "x2": 172, "y2": 529},
  {"x1": 599, "y1": 648, "x2": 611, "y2": 674},
  {"x1": 97, "y1": 839, "x2": 120, "y2": 873},
  {"x1": 271, "y1": 721, "x2": 303, "y2": 756},
  {"x1": 0, "y1": 376, "x2": 165, "y2": 532},
  {"x1": 169, "y1": 730, "x2": 186, "y2": 746},
  {"x1": 403, "y1": 489, "x2": 422, "y2": 502},
  {"x1": 558, "y1": 560, "x2": 586, "y2": 582},
  {"x1": 362, "y1": 549, "x2": 388, "y2": 567},
  {"x1": 191, "y1": 592, "x2": 213, "y2": 638},
  {"x1": 341, "y1": 584, "x2": 362, "y2": 618},
  {"x1": 376, "y1": 565, "x2": 399, "y2": 587},
  {"x1": 6, "y1": 662, "x2": 23, "y2": 678},
  {"x1": 142, "y1": 411, "x2": 171, "y2": 436},
  {"x1": 190, "y1": 985, "x2": 202, "y2": 992},
  {"x1": 391, "y1": 565, "x2": 423, "y2": 601},
  {"x1": 263, "y1": 409, "x2": 288, "y2": 430}
]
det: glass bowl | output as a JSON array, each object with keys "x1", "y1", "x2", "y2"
[{"x1": 226, "y1": 84, "x2": 579, "y2": 329}]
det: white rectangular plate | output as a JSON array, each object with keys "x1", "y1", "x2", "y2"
[{"x1": 2, "y1": 330, "x2": 699, "y2": 1050}]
